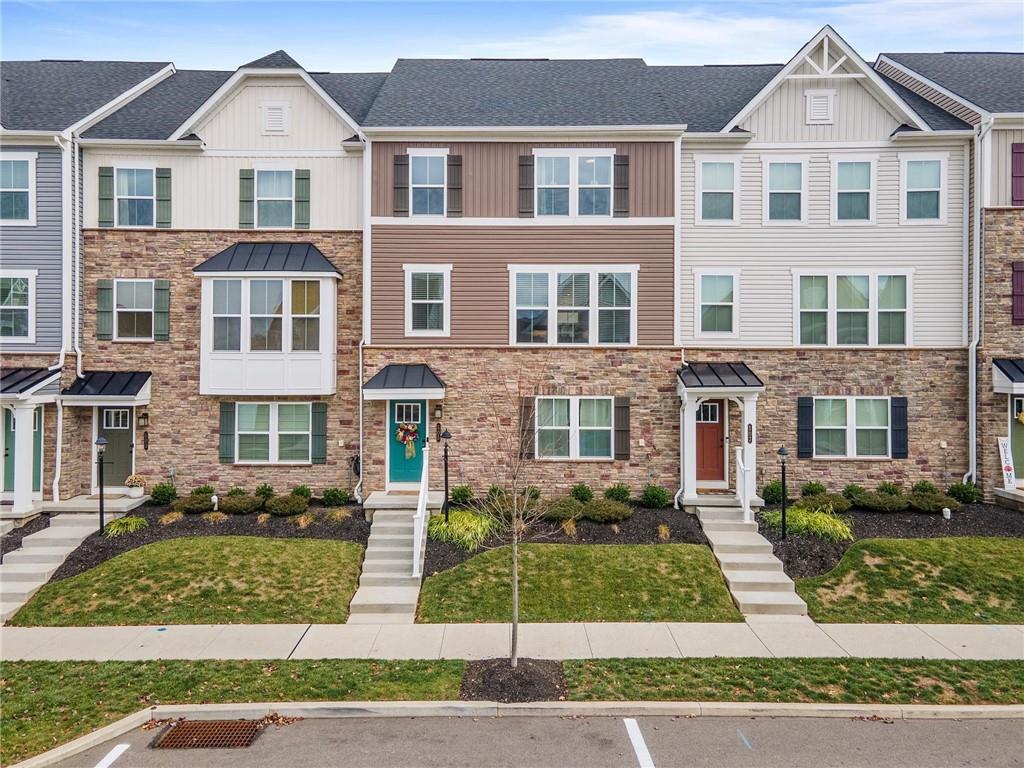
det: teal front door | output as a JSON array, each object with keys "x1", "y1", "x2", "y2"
[
  {"x1": 2, "y1": 407, "x2": 42, "y2": 493},
  {"x1": 388, "y1": 400, "x2": 426, "y2": 485},
  {"x1": 97, "y1": 407, "x2": 134, "y2": 486}
]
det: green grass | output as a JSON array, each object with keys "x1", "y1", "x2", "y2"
[
  {"x1": 9, "y1": 536, "x2": 364, "y2": 626},
  {"x1": 417, "y1": 543, "x2": 742, "y2": 623},
  {"x1": 565, "y1": 658, "x2": 1024, "y2": 704},
  {"x1": 0, "y1": 659, "x2": 464, "y2": 766},
  {"x1": 796, "y1": 537, "x2": 1024, "y2": 624}
]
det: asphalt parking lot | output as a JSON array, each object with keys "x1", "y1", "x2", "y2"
[{"x1": 56, "y1": 714, "x2": 1024, "y2": 768}]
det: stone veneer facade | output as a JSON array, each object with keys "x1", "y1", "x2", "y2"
[
  {"x1": 0, "y1": 353, "x2": 61, "y2": 501},
  {"x1": 60, "y1": 229, "x2": 363, "y2": 498}
]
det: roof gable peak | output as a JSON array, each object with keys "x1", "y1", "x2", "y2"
[{"x1": 240, "y1": 50, "x2": 302, "y2": 70}]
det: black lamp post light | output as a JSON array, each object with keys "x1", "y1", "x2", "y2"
[
  {"x1": 95, "y1": 437, "x2": 108, "y2": 534},
  {"x1": 441, "y1": 429, "x2": 452, "y2": 523},
  {"x1": 777, "y1": 445, "x2": 789, "y2": 540}
]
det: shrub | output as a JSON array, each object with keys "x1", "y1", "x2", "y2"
[
  {"x1": 876, "y1": 481, "x2": 903, "y2": 497},
  {"x1": 521, "y1": 485, "x2": 541, "y2": 503},
  {"x1": 218, "y1": 493, "x2": 261, "y2": 515},
  {"x1": 569, "y1": 483, "x2": 593, "y2": 503},
  {"x1": 760, "y1": 507, "x2": 854, "y2": 543},
  {"x1": 853, "y1": 490, "x2": 909, "y2": 513},
  {"x1": 907, "y1": 491, "x2": 962, "y2": 514},
  {"x1": 191, "y1": 485, "x2": 215, "y2": 497},
  {"x1": 582, "y1": 498, "x2": 633, "y2": 523},
  {"x1": 322, "y1": 487, "x2": 352, "y2": 506},
  {"x1": 265, "y1": 494, "x2": 308, "y2": 516},
  {"x1": 603, "y1": 483, "x2": 631, "y2": 503},
  {"x1": 800, "y1": 481, "x2": 827, "y2": 497},
  {"x1": 640, "y1": 484, "x2": 672, "y2": 509},
  {"x1": 427, "y1": 510, "x2": 494, "y2": 551},
  {"x1": 150, "y1": 482, "x2": 177, "y2": 506},
  {"x1": 172, "y1": 494, "x2": 214, "y2": 514},
  {"x1": 486, "y1": 485, "x2": 506, "y2": 501},
  {"x1": 103, "y1": 515, "x2": 148, "y2": 538},
  {"x1": 761, "y1": 479, "x2": 785, "y2": 505},
  {"x1": 158, "y1": 511, "x2": 183, "y2": 525},
  {"x1": 542, "y1": 496, "x2": 584, "y2": 522},
  {"x1": 795, "y1": 492, "x2": 852, "y2": 515},
  {"x1": 911, "y1": 480, "x2": 939, "y2": 495},
  {"x1": 842, "y1": 483, "x2": 866, "y2": 502},
  {"x1": 947, "y1": 481, "x2": 983, "y2": 504},
  {"x1": 254, "y1": 483, "x2": 275, "y2": 500},
  {"x1": 226, "y1": 486, "x2": 246, "y2": 497},
  {"x1": 450, "y1": 485, "x2": 474, "y2": 506},
  {"x1": 291, "y1": 485, "x2": 312, "y2": 499}
]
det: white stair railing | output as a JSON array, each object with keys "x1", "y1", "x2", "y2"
[
  {"x1": 735, "y1": 447, "x2": 753, "y2": 523},
  {"x1": 411, "y1": 440, "x2": 430, "y2": 578}
]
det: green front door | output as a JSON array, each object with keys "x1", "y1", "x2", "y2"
[
  {"x1": 97, "y1": 407, "x2": 133, "y2": 486},
  {"x1": 388, "y1": 400, "x2": 426, "y2": 485},
  {"x1": 1013, "y1": 397, "x2": 1024, "y2": 483},
  {"x1": 2, "y1": 407, "x2": 42, "y2": 493}
]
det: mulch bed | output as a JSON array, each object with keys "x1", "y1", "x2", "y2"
[
  {"x1": 1, "y1": 514, "x2": 50, "y2": 558},
  {"x1": 424, "y1": 505, "x2": 708, "y2": 576},
  {"x1": 48, "y1": 501, "x2": 369, "y2": 582},
  {"x1": 460, "y1": 658, "x2": 567, "y2": 703},
  {"x1": 760, "y1": 502, "x2": 1024, "y2": 579}
]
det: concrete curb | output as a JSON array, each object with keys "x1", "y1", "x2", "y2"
[{"x1": 13, "y1": 700, "x2": 1024, "y2": 768}]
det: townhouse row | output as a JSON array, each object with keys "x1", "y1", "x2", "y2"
[{"x1": 1, "y1": 27, "x2": 1021, "y2": 519}]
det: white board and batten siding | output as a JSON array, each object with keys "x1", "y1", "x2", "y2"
[{"x1": 989, "y1": 128, "x2": 1024, "y2": 207}]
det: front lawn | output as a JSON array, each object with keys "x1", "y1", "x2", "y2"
[
  {"x1": 9, "y1": 536, "x2": 364, "y2": 626},
  {"x1": 0, "y1": 659, "x2": 464, "y2": 766},
  {"x1": 417, "y1": 543, "x2": 742, "y2": 623},
  {"x1": 796, "y1": 537, "x2": 1024, "y2": 624}
]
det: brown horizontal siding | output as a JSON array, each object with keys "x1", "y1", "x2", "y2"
[
  {"x1": 372, "y1": 141, "x2": 674, "y2": 218},
  {"x1": 371, "y1": 225, "x2": 675, "y2": 345}
]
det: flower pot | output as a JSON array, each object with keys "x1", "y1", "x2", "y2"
[{"x1": 126, "y1": 486, "x2": 144, "y2": 499}]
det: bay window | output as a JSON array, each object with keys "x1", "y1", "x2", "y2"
[
  {"x1": 208, "y1": 277, "x2": 324, "y2": 353},
  {"x1": 534, "y1": 149, "x2": 614, "y2": 217},
  {"x1": 290, "y1": 280, "x2": 320, "y2": 351},
  {"x1": 212, "y1": 279, "x2": 242, "y2": 351},
  {"x1": 814, "y1": 396, "x2": 890, "y2": 458},
  {"x1": 249, "y1": 279, "x2": 283, "y2": 351},
  {"x1": 536, "y1": 396, "x2": 613, "y2": 460},
  {"x1": 795, "y1": 272, "x2": 911, "y2": 347},
  {"x1": 236, "y1": 402, "x2": 311, "y2": 464}
]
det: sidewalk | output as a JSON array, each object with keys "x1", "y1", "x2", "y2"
[{"x1": 2, "y1": 619, "x2": 1022, "y2": 661}]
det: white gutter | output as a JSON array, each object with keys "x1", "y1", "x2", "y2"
[
  {"x1": 354, "y1": 136, "x2": 372, "y2": 505},
  {"x1": 362, "y1": 124, "x2": 688, "y2": 135},
  {"x1": 71, "y1": 131, "x2": 83, "y2": 378},
  {"x1": 76, "y1": 138, "x2": 202, "y2": 149},
  {"x1": 672, "y1": 134, "x2": 681, "y2": 348}
]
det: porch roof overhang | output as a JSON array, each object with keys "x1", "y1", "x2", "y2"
[
  {"x1": 0, "y1": 367, "x2": 61, "y2": 402},
  {"x1": 193, "y1": 242, "x2": 341, "y2": 277},
  {"x1": 61, "y1": 371, "x2": 152, "y2": 406},
  {"x1": 993, "y1": 359, "x2": 1024, "y2": 395},
  {"x1": 363, "y1": 364, "x2": 445, "y2": 400},
  {"x1": 676, "y1": 362, "x2": 765, "y2": 398}
]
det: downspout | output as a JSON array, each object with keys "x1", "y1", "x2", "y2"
[
  {"x1": 71, "y1": 132, "x2": 83, "y2": 378},
  {"x1": 353, "y1": 136, "x2": 372, "y2": 505},
  {"x1": 49, "y1": 133, "x2": 72, "y2": 502},
  {"x1": 672, "y1": 133, "x2": 685, "y2": 509}
]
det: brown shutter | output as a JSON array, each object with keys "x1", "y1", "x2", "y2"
[
  {"x1": 1013, "y1": 261, "x2": 1024, "y2": 326},
  {"x1": 614, "y1": 155, "x2": 630, "y2": 217},
  {"x1": 519, "y1": 397, "x2": 536, "y2": 459},
  {"x1": 393, "y1": 154, "x2": 409, "y2": 217},
  {"x1": 1012, "y1": 144, "x2": 1024, "y2": 207},
  {"x1": 613, "y1": 396, "x2": 630, "y2": 460},
  {"x1": 518, "y1": 156, "x2": 534, "y2": 217},
  {"x1": 446, "y1": 155, "x2": 462, "y2": 217}
]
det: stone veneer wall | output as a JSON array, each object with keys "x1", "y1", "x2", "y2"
[
  {"x1": 0, "y1": 353, "x2": 62, "y2": 501},
  {"x1": 62, "y1": 229, "x2": 363, "y2": 498},
  {"x1": 977, "y1": 208, "x2": 1024, "y2": 498}
]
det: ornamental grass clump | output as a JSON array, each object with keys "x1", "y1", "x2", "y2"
[
  {"x1": 760, "y1": 506, "x2": 854, "y2": 543},
  {"x1": 103, "y1": 515, "x2": 148, "y2": 538},
  {"x1": 794, "y1": 492, "x2": 852, "y2": 515},
  {"x1": 158, "y1": 511, "x2": 183, "y2": 526},
  {"x1": 427, "y1": 509, "x2": 494, "y2": 551}
]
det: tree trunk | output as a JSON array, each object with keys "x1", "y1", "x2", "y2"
[{"x1": 511, "y1": 531, "x2": 519, "y2": 669}]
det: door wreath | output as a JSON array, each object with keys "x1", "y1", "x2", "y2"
[{"x1": 395, "y1": 422, "x2": 419, "y2": 459}]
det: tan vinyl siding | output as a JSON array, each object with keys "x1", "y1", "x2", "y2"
[
  {"x1": 371, "y1": 225, "x2": 674, "y2": 345},
  {"x1": 874, "y1": 61, "x2": 982, "y2": 126},
  {"x1": 372, "y1": 141, "x2": 674, "y2": 217},
  {"x1": 990, "y1": 128, "x2": 1024, "y2": 206}
]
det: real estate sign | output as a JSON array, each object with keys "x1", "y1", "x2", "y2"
[{"x1": 997, "y1": 437, "x2": 1017, "y2": 490}]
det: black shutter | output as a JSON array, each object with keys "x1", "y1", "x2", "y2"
[
  {"x1": 393, "y1": 154, "x2": 409, "y2": 216},
  {"x1": 797, "y1": 397, "x2": 814, "y2": 459},
  {"x1": 891, "y1": 397, "x2": 908, "y2": 459},
  {"x1": 447, "y1": 155, "x2": 462, "y2": 217},
  {"x1": 518, "y1": 156, "x2": 534, "y2": 217},
  {"x1": 519, "y1": 397, "x2": 536, "y2": 459},
  {"x1": 614, "y1": 396, "x2": 630, "y2": 460},
  {"x1": 218, "y1": 402, "x2": 235, "y2": 464},
  {"x1": 614, "y1": 155, "x2": 630, "y2": 217}
]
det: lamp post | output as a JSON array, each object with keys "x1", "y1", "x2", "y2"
[
  {"x1": 777, "y1": 445, "x2": 789, "y2": 541},
  {"x1": 95, "y1": 437, "x2": 108, "y2": 534},
  {"x1": 440, "y1": 429, "x2": 452, "y2": 523}
]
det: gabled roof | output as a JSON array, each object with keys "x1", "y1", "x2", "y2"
[
  {"x1": 241, "y1": 50, "x2": 302, "y2": 70},
  {"x1": 193, "y1": 242, "x2": 341, "y2": 275},
  {"x1": 0, "y1": 60, "x2": 169, "y2": 131},
  {"x1": 875, "y1": 74, "x2": 972, "y2": 131},
  {"x1": 362, "y1": 58, "x2": 681, "y2": 128},
  {"x1": 647, "y1": 64, "x2": 782, "y2": 132},
  {"x1": 879, "y1": 53, "x2": 1024, "y2": 114},
  {"x1": 311, "y1": 72, "x2": 389, "y2": 125}
]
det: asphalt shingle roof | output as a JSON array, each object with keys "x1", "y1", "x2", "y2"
[
  {"x1": 647, "y1": 64, "x2": 782, "y2": 132},
  {"x1": 882, "y1": 53, "x2": 1024, "y2": 113},
  {"x1": 311, "y1": 72, "x2": 389, "y2": 124},
  {"x1": 241, "y1": 50, "x2": 302, "y2": 70},
  {"x1": 877, "y1": 74, "x2": 971, "y2": 130},
  {"x1": 0, "y1": 60, "x2": 168, "y2": 131}
]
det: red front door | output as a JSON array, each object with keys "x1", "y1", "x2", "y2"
[{"x1": 696, "y1": 400, "x2": 725, "y2": 482}]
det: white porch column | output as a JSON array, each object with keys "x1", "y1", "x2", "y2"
[
  {"x1": 742, "y1": 394, "x2": 759, "y2": 504},
  {"x1": 682, "y1": 395, "x2": 700, "y2": 505},
  {"x1": 11, "y1": 402, "x2": 36, "y2": 516}
]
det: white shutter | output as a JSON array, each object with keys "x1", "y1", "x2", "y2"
[
  {"x1": 261, "y1": 101, "x2": 289, "y2": 135},
  {"x1": 804, "y1": 90, "x2": 835, "y2": 125}
]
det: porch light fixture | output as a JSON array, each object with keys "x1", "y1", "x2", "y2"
[
  {"x1": 433, "y1": 404, "x2": 444, "y2": 421},
  {"x1": 137, "y1": 411, "x2": 150, "y2": 429},
  {"x1": 95, "y1": 437, "x2": 109, "y2": 534}
]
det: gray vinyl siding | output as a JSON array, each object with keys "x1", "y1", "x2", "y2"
[{"x1": 0, "y1": 145, "x2": 63, "y2": 353}]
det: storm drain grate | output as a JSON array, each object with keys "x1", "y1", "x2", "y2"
[{"x1": 152, "y1": 720, "x2": 262, "y2": 749}]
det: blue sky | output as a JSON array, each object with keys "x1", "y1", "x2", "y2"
[{"x1": 2, "y1": 1, "x2": 1021, "y2": 71}]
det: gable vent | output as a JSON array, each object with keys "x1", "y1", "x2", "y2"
[
  {"x1": 805, "y1": 89, "x2": 835, "y2": 125},
  {"x1": 261, "y1": 101, "x2": 289, "y2": 135}
]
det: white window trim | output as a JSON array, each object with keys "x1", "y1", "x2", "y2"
[
  {"x1": 534, "y1": 395, "x2": 615, "y2": 461},
  {"x1": 0, "y1": 268, "x2": 37, "y2": 344},
  {"x1": 830, "y1": 155, "x2": 877, "y2": 225},
  {"x1": 812, "y1": 395, "x2": 891, "y2": 460},
  {"x1": 234, "y1": 401, "x2": 313, "y2": 465},
  {"x1": 694, "y1": 155, "x2": 740, "y2": 225},
  {"x1": 507, "y1": 264, "x2": 639, "y2": 347},
  {"x1": 112, "y1": 278, "x2": 155, "y2": 343},
  {"x1": 408, "y1": 148, "x2": 448, "y2": 218},
  {"x1": 693, "y1": 268, "x2": 740, "y2": 340},
  {"x1": 532, "y1": 147, "x2": 615, "y2": 219},
  {"x1": 899, "y1": 152, "x2": 948, "y2": 225},
  {"x1": 791, "y1": 269, "x2": 914, "y2": 348},
  {"x1": 805, "y1": 89, "x2": 836, "y2": 125},
  {"x1": 211, "y1": 278, "x2": 242, "y2": 352},
  {"x1": 113, "y1": 165, "x2": 156, "y2": 229},
  {"x1": 260, "y1": 101, "x2": 290, "y2": 136},
  {"x1": 0, "y1": 152, "x2": 37, "y2": 226},
  {"x1": 254, "y1": 167, "x2": 295, "y2": 230},
  {"x1": 290, "y1": 279, "x2": 321, "y2": 352},
  {"x1": 762, "y1": 156, "x2": 808, "y2": 225},
  {"x1": 248, "y1": 278, "x2": 285, "y2": 352},
  {"x1": 403, "y1": 263, "x2": 452, "y2": 338}
]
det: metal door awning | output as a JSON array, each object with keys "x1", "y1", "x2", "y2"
[{"x1": 363, "y1": 364, "x2": 445, "y2": 400}]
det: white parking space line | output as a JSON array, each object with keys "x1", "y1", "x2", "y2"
[
  {"x1": 93, "y1": 743, "x2": 130, "y2": 768},
  {"x1": 623, "y1": 718, "x2": 656, "y2": 768}
]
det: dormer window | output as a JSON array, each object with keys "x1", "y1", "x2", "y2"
[
  {"x1": 261, "y1": 101, "x2": 289, "y2": 135},
  {"x1": 805, "y1": 89, "x2": 835, "y2": 125}
]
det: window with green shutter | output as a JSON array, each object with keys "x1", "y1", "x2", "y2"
[
  {"x1": 98, "y1": 167, "x2": 114, "y2": 227},
  {"x1": 96, "y1": 279, "x2": 113, "y2": 339},
  {"x1": 239, "y1": 169, "x2": 254, "y2": 229}
]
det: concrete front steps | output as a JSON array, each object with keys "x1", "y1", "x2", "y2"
[
  {"x1": 696, "y1": 505, "x2": 807, "y2": 618},
  {"x1": 347, "y1": 508, "x2": 426, "y2": 625}
]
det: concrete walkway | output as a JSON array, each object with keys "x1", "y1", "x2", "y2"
[{"x1": 2, "y1": 618, "x2": 1021, "y2": 661}]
